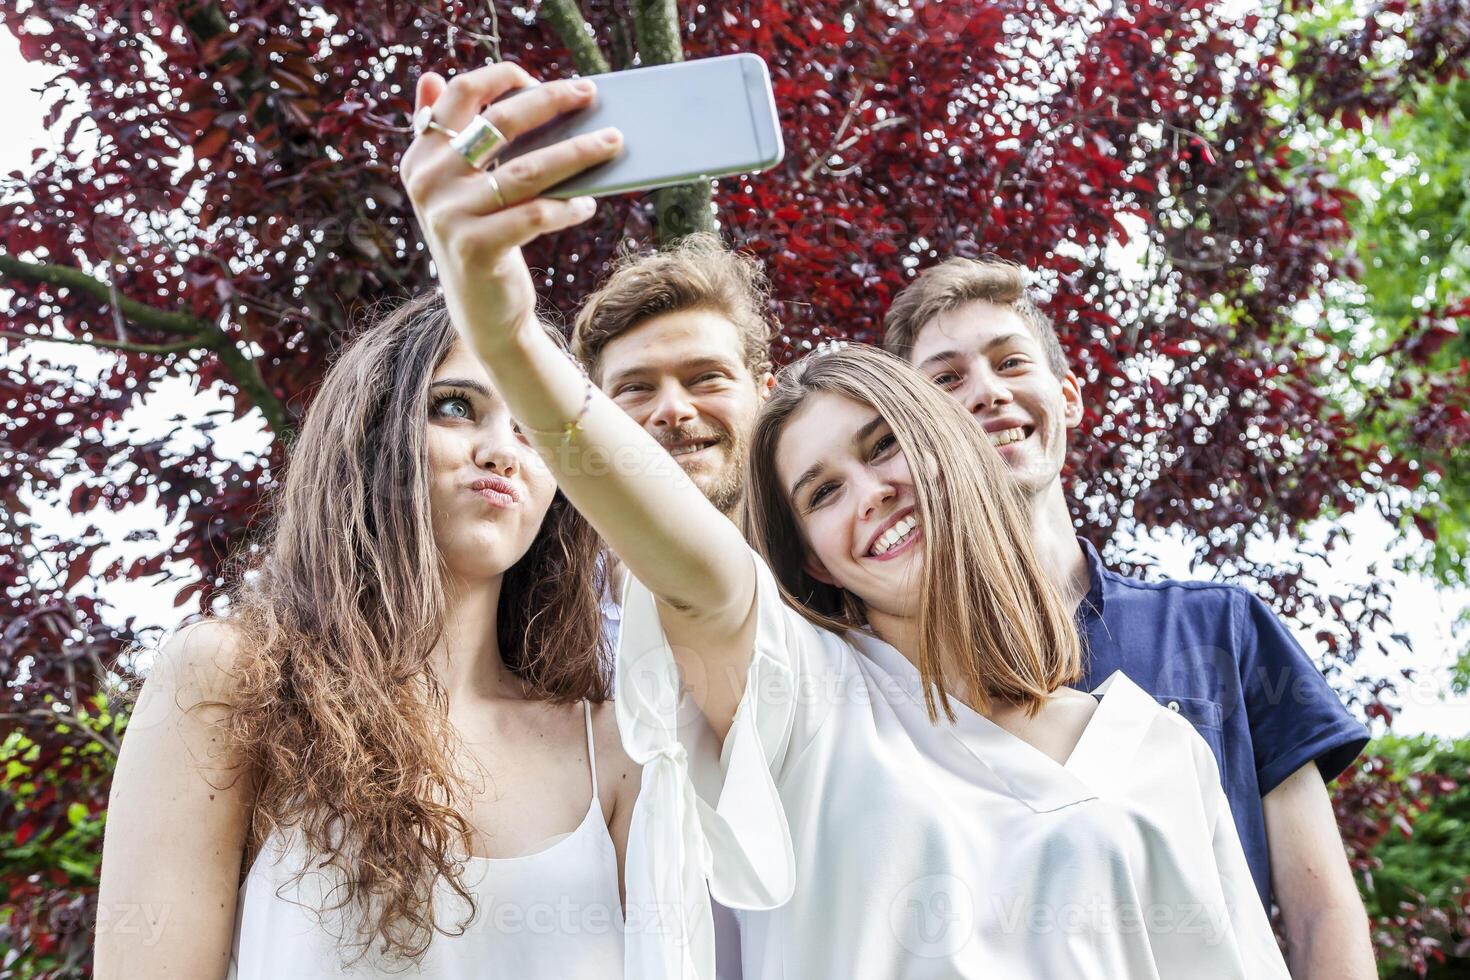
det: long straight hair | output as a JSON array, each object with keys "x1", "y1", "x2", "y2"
[
  {"x1": 744, "y1": 344, "x2": 1080, "y2": 722},
  {"x1": 217, "y1": 291, "x2": 609, "y2": 964}
]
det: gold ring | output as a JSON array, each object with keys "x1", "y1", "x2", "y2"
[{"x1": 486, "y1": 172, "x2": 507, "y2": 210}]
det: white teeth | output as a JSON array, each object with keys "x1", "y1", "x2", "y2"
[
  {"x1": 670, "y1": 441, "x2": 715, "y2": 457},
  {"x1": 870, "y1": 515, "x2": 920, "y2": 557},
  {"x1": 989, "y1": 426, "x2": 1027, "y2": 446}
]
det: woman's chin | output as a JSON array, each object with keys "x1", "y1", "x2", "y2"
[{"x1": 442, "y1": 547, "x2": 522, "y2": 585}]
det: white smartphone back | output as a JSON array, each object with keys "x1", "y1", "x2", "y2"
[{"x1": 496, "y1": 52, "x2": 785, "y2": 198}]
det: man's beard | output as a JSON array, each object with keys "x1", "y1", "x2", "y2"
[{"x1": 659, "y1": 421, "x2": 749, "y2": 517}]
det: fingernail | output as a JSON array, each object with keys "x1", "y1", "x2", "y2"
[
  {"x1": 596, "y1": 127, "x2": 620, "y2": 145},
  {"x1": 572, "y1": 196, "x2": 596, "y2": 215},
  {"x1": 573, "y1": 79, "x2": 596, "y2": 94}
]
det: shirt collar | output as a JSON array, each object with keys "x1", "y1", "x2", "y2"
[
  {"x1": 845, "y1": 629, "x2": 1098, "y2": 813},
  {"x1": 1076, "y1": 535, "x2": 1109, "y2": 619}
]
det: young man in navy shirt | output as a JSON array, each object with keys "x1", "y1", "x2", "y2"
[{"x1": 885, "y1": 257, "x2": 1376, "y2": 977}]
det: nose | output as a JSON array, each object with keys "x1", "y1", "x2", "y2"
[
  {"x1": 472, "y1": 425, "x2": 519, "y2": 477},
  {"x1": 961, "y1": 364, "x2": 1013, "y2": 416},
  {"x1": 646, "y1": 380, "x2": 697, "y2": 431},
  {"x1": 854, "y1": 469, "x2": 896, "y2": 523}
]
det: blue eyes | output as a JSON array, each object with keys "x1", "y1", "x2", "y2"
[
  {"x1": 430, "y1": 390, "x2": 526, "y2": 436},
  {"x1": 431, "y1": 391, "x2": 474, "y2": 419}
]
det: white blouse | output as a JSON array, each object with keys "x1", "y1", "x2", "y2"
[{"x1": 615, "y1": 546, "x2": 1290, "y2": 980}]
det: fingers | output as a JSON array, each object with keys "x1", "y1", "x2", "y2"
[
  {"x1": 466, "y1": 197, "x2": 600, "y2": 255},
  {"x1": 482, "y1": 77, "x2": 599, "y2": 142},
  {"x1": 402, "y1": 62, "x2": 614, "y2": 265},
  {"x1": 415, "y1": 71, "x2": 447, "y2": 111},
  {"x1": 424, "y1": 61, "x2": 538, "y2": 130},
  {"x1": 419, "y1": 172, "x2": 600, "y2": 260},
  {"x1": 486, "y1": 127, "x2": 623, "y2": 208}
]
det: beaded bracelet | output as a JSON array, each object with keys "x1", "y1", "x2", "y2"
[{"x1": 520, "y1": 364, "x2": 596, "y2": 447}]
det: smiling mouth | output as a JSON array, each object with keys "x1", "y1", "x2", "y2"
[
  {"x1": 868, "y1": 513, "x2": 922, "y2": 558},
  {"x1": 988, "y1": 425, "x2": 1034, "y2": 447},
  {"x1": 667, "y1": 439, "x2": 720, "y2": 458}
]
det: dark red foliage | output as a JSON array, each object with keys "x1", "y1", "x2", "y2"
[
  {"x1": 1292, "y1": 0, "x2": 1470, "y2": 125},
  {"x1": 1334, "y1": 754, "x2": 1470, "y2": 973},
  {"x1": 3, "y1": 0, "x2": 1468, "y2": 974}
]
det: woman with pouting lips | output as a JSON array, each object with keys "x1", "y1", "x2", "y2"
[
  {"x1": 96, "y1": 289, "x2": 640, "y2": 978},
  {"x1": 398, "y1": 58, "x2": 1294, "y2": 980}
]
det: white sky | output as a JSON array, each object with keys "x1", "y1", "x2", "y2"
[{"x1": 2, "y1": 28, "x2": 1466, "y2": 738}]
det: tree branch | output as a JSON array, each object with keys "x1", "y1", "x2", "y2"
[
  {"x1": 0, "y1": 328, "x2": 200, "y2": 356},
  {"x1": 0, "y1": 253, "x2": 208, "y2": 337},
  {"x1": 629, "y1": 0, "x2": 682, "y2": 66},
  {"x1": 0, "y1": 252, "x2": 294, "y2": 437},
  {"x1": 540, "y1": 0, "x2": 611, "y2": 75},
  {"x1": 0, "y1": 710, "x2": 121, "y2": 758}
]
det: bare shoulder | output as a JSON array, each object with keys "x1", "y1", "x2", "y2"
[
  {"x1": 142, "y1": 618, "x2": 248, "y2": 708},
  {"x1": 1049, "y1": 686, "x2": 1102, "y2": 725}
]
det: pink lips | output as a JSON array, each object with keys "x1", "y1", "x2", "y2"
[
  {"x1": 469, "y1": 476, "x2": 521, "y2": 508},
  {"x1": 868, "y1": 524, "x2": 922, "y2": 562},
  {"x1": 864, "y1": 506, "x2": 916, "y2": 558}
]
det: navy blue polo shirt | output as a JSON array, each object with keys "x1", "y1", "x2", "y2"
[{"x1": 1073, "y1": 538, "x2": 1369, "y2": 910}]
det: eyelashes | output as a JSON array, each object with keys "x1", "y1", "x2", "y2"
[
  {"x1": 430, "y1": 388, "x2": 475, "y2": 419},
  {"x1": 805, "y1": 432, "x2": 899, "y2": 510}
]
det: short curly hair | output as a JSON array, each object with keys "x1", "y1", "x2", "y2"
[{"x1": 571, "y1": 233, "x2": 775, "y2": 383}]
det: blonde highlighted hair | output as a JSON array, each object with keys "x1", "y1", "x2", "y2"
[{"x1": 744, "y1": 344, "x2": 1080, "y2": 720}]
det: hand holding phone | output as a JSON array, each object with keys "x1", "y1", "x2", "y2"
[{"x1": 493, "y1": 53, "x2": 785, "y2": 198}]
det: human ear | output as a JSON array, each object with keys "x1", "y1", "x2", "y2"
[
  {"x1": 1059, "y1": 370, "x2": 1085, "y2": 429},
  {"x1": 757, "y1": 372, "x2": 776, "y2": 402},
  {"x1": 803, "y1": 553, "x2": 837, "y2": 586}
]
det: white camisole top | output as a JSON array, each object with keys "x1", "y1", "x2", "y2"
[{"x1": 227, "y1": 700, "x2": 624, "y2": 978}]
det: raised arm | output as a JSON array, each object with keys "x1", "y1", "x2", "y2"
[
  {"x1": 94, "y1": 621, "x2": 254, "y2": 980},
  {"x1": 400, "y1": 64, "x2": 756, "y2": 733}
]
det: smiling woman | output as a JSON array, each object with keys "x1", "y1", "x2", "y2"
[{"x1": 597, "y1": 344, "x2": 1296, "y2": 979}]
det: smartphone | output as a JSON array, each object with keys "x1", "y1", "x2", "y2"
[{"x1": 495, "y1": 53, "x2": 785, "y2": 198}]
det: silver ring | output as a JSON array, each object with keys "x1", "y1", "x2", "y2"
[
  {"x1": 486, "y1": 172, "x2": 507, "y2": 210},
  {"x1": 413, "y1": 105, "x2": 457, "y2": 139},
  {"x1": 449, "y1": 115, "x2": 509, "y2": 170}
]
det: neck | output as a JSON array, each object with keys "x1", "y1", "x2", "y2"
[
  {"x1": 1027, "y1": 477, "x2": 1090, "y2": 612},
  {"x1": 433, "y1": 573, "x2": 527, "y2": 703}
]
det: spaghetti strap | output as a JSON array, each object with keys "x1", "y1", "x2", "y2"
[{"x1": 582, "y1": 699, "x2": 599, "y2": 801}]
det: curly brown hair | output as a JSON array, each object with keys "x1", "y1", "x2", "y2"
[
  {"x1": 214, "y1": 291, "x2": 609, "y2": 965},
  {"x1": 570, "y1": 231, "x2": 775, "y2": 383}
]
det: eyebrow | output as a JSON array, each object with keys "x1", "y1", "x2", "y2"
[
  {"x1": 430, "y1": 378, "x2": 493, "y2": 398},
  {"x1": 916, "y1": 332, "x2": 1030, "y2": 372},
  {"x1": 605, "y1": 355, "x2": 740, "y2": 389},
  {"x1": 789, "y1": 414, "x2": 888, "y2": 501}
]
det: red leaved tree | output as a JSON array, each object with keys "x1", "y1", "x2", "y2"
[{"x1": 2, "y1": 0, "x2": 1466, "y2": 973}]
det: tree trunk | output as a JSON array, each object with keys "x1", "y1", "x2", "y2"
[{"x1": 630, "y1": 0, "x2": 716, "y2": 244}]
